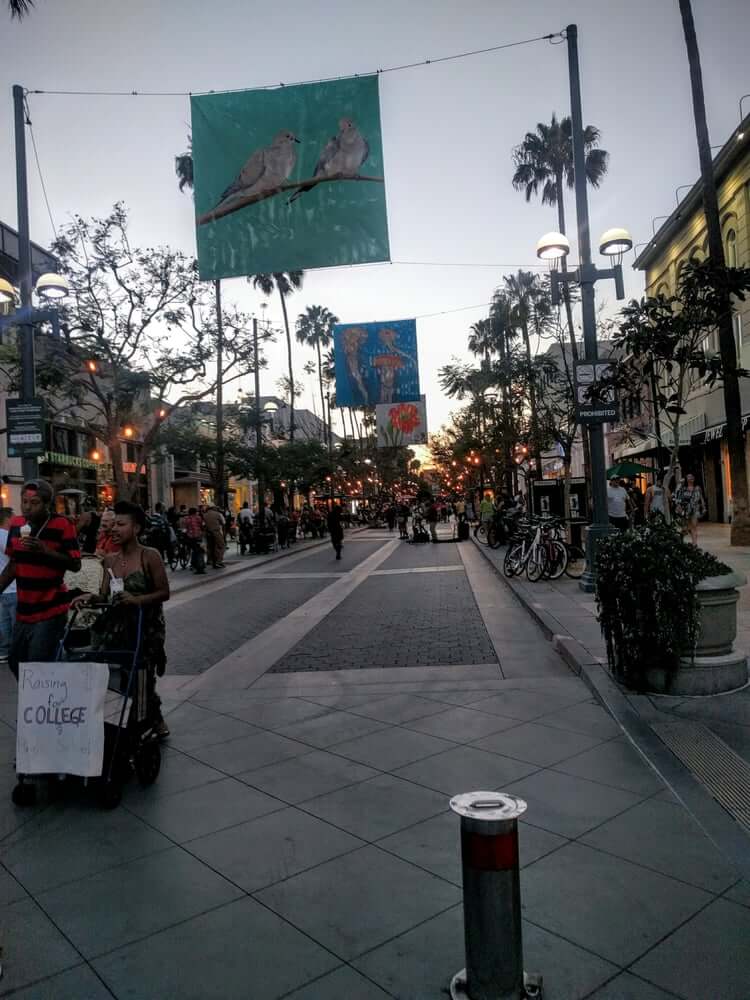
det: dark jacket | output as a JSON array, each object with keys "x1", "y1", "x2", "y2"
[{"x1": 327, "y1": 508, "x2": 344, "y2": 541}]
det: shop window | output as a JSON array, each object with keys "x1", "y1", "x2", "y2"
[
  {"x1": 734, "y1": 313, "x2": 743, "y2": 366},
  {"x1": 725, "y1": 229, "x2": 737, "y2": 268}
]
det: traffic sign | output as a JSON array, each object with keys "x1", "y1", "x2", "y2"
[{"x1": 6, "y1": 398, "x2": 45, "y2": 458}]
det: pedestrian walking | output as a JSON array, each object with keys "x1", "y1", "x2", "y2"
[
  {"x1": 77, "y1": 502, "x2": 101, "y2": 555},
  {"x1": 673, "y1": 473, "x2": 706, "y2": 545},
  {"x1": 183, "y1": 506, "x2": 206, "y2": 573},
  {"x1": 607, "y1": 477, "x2": 632, "y2": 533},
  {"x1": 397, "y1": 501, "x2": 410, "y2": 539},
  {"x1": 426, "y1": 499, "x2": 439, "y2": 542},
  {"x1": 327, "y1": 504, "x2": 344, "y2": 560},
  {"x1": 203, "y1": 505, "x2": 226, "y2": 568},
  {"x1": 644, "y1": 477, "x2": 671, "y2": 522},
  {"x1": 386, "y1": 505, "x2": 397, "y2": 533},
  {"x1": 96, "y1": 509, "x2": 120, "y2": 555},
  {"x1": 0, "y1": 479, "x2": 81, "y2": 679},
  {"x1": 0, "y1": 508, "x2": 17, "y2": 665}
]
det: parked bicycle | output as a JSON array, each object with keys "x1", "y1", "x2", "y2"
[{"x1": 503, "y1": 516, "x2": 582, "y2": 582}]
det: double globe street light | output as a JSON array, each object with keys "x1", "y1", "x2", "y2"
[
  {"x1": 534, "y1": 225, "x2": 633, "y2": 590},
  {"x1": 0, "y1": 270, "x2": 71, "y2": 480}
]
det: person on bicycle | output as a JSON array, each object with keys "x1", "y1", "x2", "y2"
[
  {"x1": 73, "y1": 500, "x2": 170, "y2": 739},
  {"x1": 475, "y1": 493, "x2": 495, "y2": 538}
]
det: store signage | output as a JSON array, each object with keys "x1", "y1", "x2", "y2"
[
  {"x1": 6, "y1": 398, "x2": 45, "y2": 458},
  {"x1": 43, "y1": 451, "x2": 98, "y2": 470},
  {"x1": 692, "y1": 413, "x2": 750, "y2": 446}
]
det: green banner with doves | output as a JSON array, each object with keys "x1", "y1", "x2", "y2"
[{"x1": 191, "y1": 75, "x2": 390, "y2": 279}]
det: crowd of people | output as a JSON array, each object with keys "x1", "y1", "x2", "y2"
[
  {"x1": 607, "y1": 472, "x2": 707, "y2": 542},
  {"x1": 0, "y1": 479, "x2": 171, "y2": 739},
  {"x1": 356, "y1": 489, "x2": 527, "y2": 544}
]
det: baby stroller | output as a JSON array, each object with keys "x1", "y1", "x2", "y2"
[
  {"x1": 12, "y1": 604, "x2": 161, "y2": 810},
  {"x1": 410, "y1": 514, "x2": 431, "y2": 543}
]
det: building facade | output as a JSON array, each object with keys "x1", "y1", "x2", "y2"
[{"x1": 626, "y1": 113, "x2": 750, "y2": 521}]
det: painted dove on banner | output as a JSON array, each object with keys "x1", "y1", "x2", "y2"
[
  {"x1": 289, "y1": 118, "x2": 370, "y2": 202},
  {"x1": 219, "y1": 129, "x2": 300, "y2": 204},
  {"x1": 314, "y1": 118, "x2": 370, "y2": 178}
]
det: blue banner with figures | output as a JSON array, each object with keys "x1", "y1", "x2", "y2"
[{"x1": 333, "y1": 318, "x2": 420, "y2": 407}]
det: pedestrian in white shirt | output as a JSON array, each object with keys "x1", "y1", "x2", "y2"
[
  {"x1": 0, "y1": 508, "x2": 17, "y2": 663},
  {"x1": 607, "y1": 478, "x2": 632, "y2": 533}
]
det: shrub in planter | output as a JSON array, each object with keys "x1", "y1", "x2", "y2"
[{"x1": 595, "y1": 519, "x2": 730, "y2": 690}]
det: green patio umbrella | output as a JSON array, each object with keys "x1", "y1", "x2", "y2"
[{"x1": 606, "y1": 461, "x2": 655, "y2": 479}]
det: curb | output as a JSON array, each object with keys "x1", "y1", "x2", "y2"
[{"x1": 471, "y1": 537, "x2": 750, "y2": 879}]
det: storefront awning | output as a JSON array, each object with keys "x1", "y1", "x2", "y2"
[
  {"x1": 613, "y1": 435, "x2": 659, "y2": 460},
  {"x1": 691, "y1": 413, "x2": 750, "y2": 446}
]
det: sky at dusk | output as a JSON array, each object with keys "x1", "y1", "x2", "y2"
[{"x1": 0, "y1": 0, "x2": 747, "y2": 436}]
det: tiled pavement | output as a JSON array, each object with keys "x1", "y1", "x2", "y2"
[
  {"x1": 0, "y1": 530, "x2": 747, "y2": 998},
  {"x1": 475, "y1": 529, "x2": 750, "y2": 770}
]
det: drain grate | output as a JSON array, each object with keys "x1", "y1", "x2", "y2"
[{"x1": 652, "y1": 720, "x2": 750, "y2": 834}]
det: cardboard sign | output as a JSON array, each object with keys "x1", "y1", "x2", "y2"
[{"x1": 16, "y1": 661, "x2": 109, "y2": 777}]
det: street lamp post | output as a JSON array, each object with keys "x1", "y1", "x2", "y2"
[
  {"x1": 326, "y1": 389, "x2": 334, "y2": 502},
  {"x1": 8, "y1": 84, "x2": 71, "y2": 483},
  {"x1": 14, "y1": 83, "x2": 37, "y2": 484},
  {"x1": 536, "y1": 25, "x2": 632, "y2": 591}
]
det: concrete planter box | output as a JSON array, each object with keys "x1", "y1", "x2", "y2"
[{"x1": 643, "y1": 571, "x2": 749, "y2": 696}]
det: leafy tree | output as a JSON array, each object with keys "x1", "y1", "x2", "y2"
[
  {"x1": 46, "y1": 204, "x2": 257, "y2": 499},
  {"x1": 606, "y1": 260, "x2": 750, "y2": 492},
  {"x1": 250, "y1": 272, "x2": 304, "y2": 442},
  {"x1": 296, "y1": 304, "x2": 338, "y2": 446},
  {"x1": 175, "y1": 138, "x2": 194, "y2": 193},
  {"x1": 511, "y1": 112, "x2": 608, "y2": 358}
]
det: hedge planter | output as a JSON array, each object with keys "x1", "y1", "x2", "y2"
[
  {"x1": 596, "y1": 520, "x2": 746, "y2": 696},
  {"x1": 643, "y1": 571, "x2": 749, "y2": 696}
]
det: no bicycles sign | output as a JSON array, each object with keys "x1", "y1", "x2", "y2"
[{"x1": 574, "y1": 360, "x2": 618, "y2": 424}]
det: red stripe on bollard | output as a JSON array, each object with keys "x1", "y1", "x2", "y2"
[{"x1": 462, "y1": 828, "x2": 519, "y2": 871}]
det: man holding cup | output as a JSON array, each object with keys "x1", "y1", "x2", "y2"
[{"x1": 0, "y1": 480, "x2": 81, "y2": 678}]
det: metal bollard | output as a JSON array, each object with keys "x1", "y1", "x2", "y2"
[{"x1": 449, "y1": 792, "x2": 543, "y2": 1000}]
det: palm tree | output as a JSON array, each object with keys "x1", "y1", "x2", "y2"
[
  {"x1": 8, "y1": 0, "x2": 33, "y2": 17},
  {"x1": 467, "y1": 319, "x2": 496, "y2": 368},
  {"x1": 251, "y1": 272, "x2": 304, "y2": 441},
  {"x1": 175, "y1": 138, "x2": 194, "y2": 193},
  {"x1": 296, "y1": 305, "x2": 338, "y2": 447},
  {"x1": 503, "y1": 271, "x2": 552, "y2": 478},
  {"x1": 679, "y1": 0, "x2": 750, "y2": 544},
  {"x1": 511, "y1": 113, "x2": 608, "y2": 360}
]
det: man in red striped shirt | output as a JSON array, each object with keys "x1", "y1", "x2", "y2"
[{"x1": 0, "y1": 480, "x2": 81, "y2": 679}]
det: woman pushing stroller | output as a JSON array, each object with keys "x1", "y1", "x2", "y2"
[{"x1": 72, "y1": 501, "x2": 171, "y2": 739}]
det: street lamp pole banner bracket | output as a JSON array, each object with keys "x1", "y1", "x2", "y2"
[
  {"x1": 333, "y1": 318, "x2": 420, "y2": 407},
  {"x1": 191, "y1": 75, "x2": 390, "y2": 279}
]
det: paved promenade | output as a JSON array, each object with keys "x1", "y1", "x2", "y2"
[{"x1": 0, "y1": 527, "x2": 747, "y2": 998}]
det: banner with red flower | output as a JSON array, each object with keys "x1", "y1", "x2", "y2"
[{"x1": 376, "y1": 396, "x2": 427, "y2": 447}]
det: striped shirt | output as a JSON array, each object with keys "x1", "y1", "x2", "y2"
[{"x1": 6, "y1": 515, "x2": 81, "y2": 623}]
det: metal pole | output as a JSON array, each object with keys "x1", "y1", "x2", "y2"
[
  {"x1": 214, "y1": 279, "x2": 225, "y2": 511},
  {"x1": 449, "y1": 792, "x2": 542, "y2": 1000},
  {"x1": 253, "y1": 316, "x2": 265, "y2": 530},
  {"x1": 326, "y1": 390, "x2": 334, "y2": 502},
  {"x1": 14, "y1": 84, "x2": 37, "y2": 484},
  {"x1": 566, "y1": 25, "x2": 610, "y2": 592}
]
